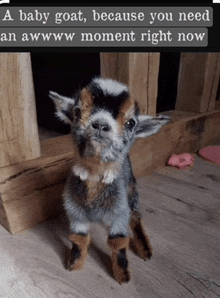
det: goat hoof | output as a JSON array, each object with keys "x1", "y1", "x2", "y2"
[
  {"x1": 66, "y1": 257, "x2": 84, "y2": 271},
  {"x1": 114, "y1": 268, "x2": 130, "y2": 285},
  {"x1": 137, "y1": 243, "x2": 153, "y2": 261}
]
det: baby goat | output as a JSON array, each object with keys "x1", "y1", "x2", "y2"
[{"x1": 49, "y1": 77, "x2": 169, "y2": 284}]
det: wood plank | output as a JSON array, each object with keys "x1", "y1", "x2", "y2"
[
  {"x1": 0, "y1": 156, "x2": 220, "y2": 297},
  {"x1": 117, "y1": 52, "x2": 130, "y2": 85},
  {"x1": 100, "y1": 52, "x2": 160, "y2": 115},
  {"x1": 0, "y1": 53, "x2": 41, "y2": 168},
  {"x1": 1, "y1": 110, "x2": 220, "y2": 234},
  {"x1": 128, "y1": 53, "x2": 160, "y2": 116},
  {"x1": 0, "y1": 135, "x2": 74, "y2": 234},
  {"x1": 147, "y1": 53, "x2": 160, "y2": 115},
  {"x1": 175, "y1": 53, "x2": 220, "y2": 113},
  {"x1": 100, "y1": 53, "x2": 118, "y2": 80}
]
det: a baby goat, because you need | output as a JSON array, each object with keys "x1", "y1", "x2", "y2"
[{"x1": 49, "y1": 77, "x2": 169, "y2": 284}]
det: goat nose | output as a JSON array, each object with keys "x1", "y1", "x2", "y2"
[{"x1": 92, "y1": 121, "x2": 111, "y2": 132}]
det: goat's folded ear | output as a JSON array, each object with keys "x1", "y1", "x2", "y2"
[
  {"x1": 135, "y1": 115, "x2": 170, "y2": 139},
  {"x1": 49, "y1": 91, "x2": 75, "y2": 125}
]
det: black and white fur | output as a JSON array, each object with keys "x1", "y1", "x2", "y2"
[{"x1": 49, "y1": 77, "x2": 169, "y2": 284}]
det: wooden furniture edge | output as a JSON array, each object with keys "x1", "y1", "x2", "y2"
[{"x1": 1, "y1": 110, "x2": 220, "y2": 234}]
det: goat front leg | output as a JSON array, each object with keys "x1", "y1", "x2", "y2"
[
  {"x1": 108, "y1": 234, "x2": 130, "y2": 284},
  {"x1": 67, "y1": 233, "x2": 91, "y2": 271},
  {"x1": 130, "y1": 210, "x2": 153, "y2": 260}
]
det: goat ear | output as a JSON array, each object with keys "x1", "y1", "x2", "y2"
[
  {"x1": 135, "y1": 115, "x2": 169, "y2": 139},
  {"x1": 49, "y1": 91, "x2": 75, "y2": 125}
]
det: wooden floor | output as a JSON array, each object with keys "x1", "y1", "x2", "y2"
[{"x1": 1, "y1": 155, "x2": 220, "y2": 298}]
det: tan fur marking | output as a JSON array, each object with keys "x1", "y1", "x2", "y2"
[
  {"x1": 84, "y1": 161, "x2": 121, "y2": 205},
  {"x1": 68, "y1": 234, "x2": 91, "y2": 271},
  {"x1": 111, "y1": 251, "x2": 130, "y2": 284},
  {"x1": 72, "y1": 150, "x2": 121, "y2": 205},
  {"x1": 117, "y1": 97, "x2": 135, "y2": 130},
  {"x1": 80, "y1": 88, "x2": 93, "y2": 127},
  {"x1": 108, "y1": 236, "x2": 129, "y2": 252},
  {"x1": 72, "y1": 148, "x2": 103, "y2": 177},
  {"x1": 130, "y1": 211, "x2": 153, "y2": 260},
  {"x1": 108, "y1": 237, "x2": 130, "y2": 284},
  {"x1": 130, "y1": 210, "x2": 141, "y2": 226},
  {"x1": 69, "y1": 233, "x2": 91, "y2": 246},
  {"x1": 84, "y1": 179, "x2": 116, "y2": 209},
  {"x1": 85, "y1": 180, "x2": 106, "y2": 206},
  {"x1": 74, "y1": 154, "x2": 121, "y2": 181}
]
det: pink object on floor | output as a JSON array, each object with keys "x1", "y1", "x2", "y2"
[
  {"x1": 167, "y1": 153, "x2": 195, "y2": 170},
  {"x1": 199, "y1": 145, "x2": 220, "y2": 165}
]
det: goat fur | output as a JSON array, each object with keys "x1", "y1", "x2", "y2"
[{"x1": 49, "y1": 77, "x2": 169, "y2": 284}]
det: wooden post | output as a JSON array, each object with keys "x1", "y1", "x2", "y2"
[
  {"x1": 100, "y1": 53, "x2": 160, "y2": 116},
  {"x1": 0, "y1": 53, "x2": 41, "y2": 168},
  {"x1": 175, "y1": 53, "x2": 220, "y2": 113},
  {"x1": 100, "y1": 52, "x2": 118, "y2": 81}
]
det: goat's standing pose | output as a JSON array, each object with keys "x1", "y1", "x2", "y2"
[{"x1": 49, "y1": 77, "x2": 169, "y2": 284}]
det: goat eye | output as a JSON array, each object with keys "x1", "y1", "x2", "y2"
[{"x1": 125, "y1": 119, "x2": 136, "y2": 130}]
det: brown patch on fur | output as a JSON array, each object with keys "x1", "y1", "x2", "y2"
[
  {"x1": 67, "y1": 234, "x2": 91, "y2": 271},
  {"x1": 69, "y1": 233, "x2": 91, "y2": 246},
  {"x1": 108, "y1": 236, "x2": 129, "y2": 252},
  {"x1": 130, "y1": 211, "x2": 153, "y2": 260},
  {"x1": 108, "y1": 237, "x2": 130, "y2": 284},
  {"x1": 80, "y1": 87, "x2": 93, "y2": 127},
  {"x1": 111, "y1": 251, "x2": 130, "y2": 284},
  {"x1": 117, "y1": 96, "x2": 135, "y2": 131},
  {"x1": 85, "y1": 161, "x2": 121, "y2": 206},
  {"x1": 72, "y1": 152, "x2": 121, "y2": 207},
  {"x1": 80, "y1": 155, "x2": 104, "y2": 174},
  {"x1": 74, "y1": 154, "x2": 121, "y2": 181},
  {"x1": 85, "y1": 179, "x2": 106, "y2": 206}
]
